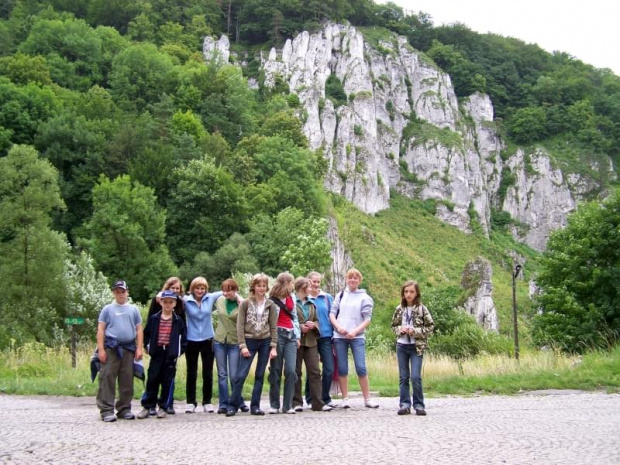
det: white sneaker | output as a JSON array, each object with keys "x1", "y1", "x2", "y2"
[
  {"x1": 203, "y1": 404, "x2": 215, "y2": 413},
  {"x1": 321, "y1": 404, "x2": 333, "y2": 412},
  {"x1": 340, "y1": 398, "x2": 350, "y2": 409},
  {"x1": 185, "y1": 404, "x2": 196, "y2": 413},
  {"x1": 285, "y1": 408, "x2": 296, "y2": 414},
  {"x1": 365, "y1": 398, "x2": 379, "y2": 408},
  {"x1": 294, "y1": 405, "x2": 303, "y2": 412},
  {"x1": 268, "y1": 407, "x2": 279, "y2": 414},
  {"x1": 327, "y1": 401, "x2": 339, "y2": 408}
]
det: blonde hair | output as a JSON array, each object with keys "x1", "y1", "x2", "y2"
[
  {"x1": 294, "y1": 277, "x2": 310, "y2": 293},
  {"x1": 189, "y1": 276, "x2": 208, "y2": 294},
  {"x1": 306, "y1": 271, "x2": 322, "y2": 281},
  {"x1": 249, "y1": 273, "x2": 270, "y2": 298},
  {"x1": 161, "y1": 276, "x2": 184, "y2": 295},
  {"x1": 270, "y1": 272, "x2": 294, "y2": 299},
  {"x1": 346, "y1": 268, "x2": 363, "y2": 281}
]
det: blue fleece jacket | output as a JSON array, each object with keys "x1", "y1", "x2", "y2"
[
  {"x1": 313, "y1": 292, "x2": 334, "y2": 338},
  {"x1": 183, "y1": 291, "x2": 223, "y2": 342}
]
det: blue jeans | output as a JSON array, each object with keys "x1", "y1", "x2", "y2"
[
  {"x1": 333, "y1": 337, "x2": 367, "y2": 376},
  {"x1": 213, "y1": 341, "x2": 246, "y2": 410},
  {"x1": 305, "y1": 337, "x2": 335, "y2": 405},
  {"x1": 229, "y1": 338, "x2": 271, "y2": 411},
  {"x1": 396, "y1": 343, "x2": 424, "y2": 409},
  {"x1": 269, "y1": 328, "x2": 298, "y2": 411}
]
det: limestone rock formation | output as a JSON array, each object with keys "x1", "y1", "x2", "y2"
[{"x1": 460, "y1": 257, "x2": 499, "y2": 332}]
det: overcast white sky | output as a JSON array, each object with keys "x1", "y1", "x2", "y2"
[{"x1": 384, "y1": 0, "x2": 620, "y2": 76}]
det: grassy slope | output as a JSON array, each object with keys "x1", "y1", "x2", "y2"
[{"x1": 331, "y1": 193, "x2": 540, "y2": 344}]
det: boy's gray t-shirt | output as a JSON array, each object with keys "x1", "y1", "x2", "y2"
[{"x1": 99, "y1": 302, "x2": 142, "y2": 343}]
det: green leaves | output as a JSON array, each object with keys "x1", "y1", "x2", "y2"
[{"x1": 533, "y1": 190, "x2": 620, "y2": 351}]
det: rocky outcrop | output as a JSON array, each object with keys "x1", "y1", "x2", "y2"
[
  {"x1": 204, "y1": 24, "x2": 614, "y2": 251},
  {"x1": 460, "y1": 257, "x2": 499, "y2": 332},
  {"x1": 326, "y1": 217, "x2": 354, "y2": 293}
]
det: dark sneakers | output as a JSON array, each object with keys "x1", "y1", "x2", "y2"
[
  {"x1": 102, "y1": 414, "x2": 117, "y2": 422},
  {"x1": 415, "y1": 408, "x2": 427, "y2": 416},
  {"x1": 166, "y1": 407, "x2": 176, "y2": 415},
  {"x1": 397, "y1": 406, "x2": 411, "y2": 415},
  {"x1": 217, "y1": 408, "x2": 228, "y2": 414},
  {"x1": 225, "y1": 409, "x2": 237, "y2": 417},
  {"x1": 250, "y1": 408, "x2": 265, "y2": 416},
  {"x1": 117, "y1": 411, "x2": 135, "y2": 420},
  {"x1": 239, "y1": 405, "x2": 250, "y2": 413}
]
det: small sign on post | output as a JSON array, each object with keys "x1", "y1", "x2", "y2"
[{"x1": 65, "y1": 317, "x2": 85, "y2": 368}]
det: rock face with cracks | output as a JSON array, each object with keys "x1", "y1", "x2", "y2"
[{"x1": 204, "y1": 23, "x2": 614, "y2": 252}]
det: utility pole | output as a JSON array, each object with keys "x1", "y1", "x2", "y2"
[{"x1": 512, "y1": 263, "x2": 522, "y2": 361}]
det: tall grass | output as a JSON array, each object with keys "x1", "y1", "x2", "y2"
[{"x1": 1, "y1": 342, "x2": 618, "y2": 398}]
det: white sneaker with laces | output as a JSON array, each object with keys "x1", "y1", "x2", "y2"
[
  {"x1": 321, "y1": 404, "x2": 333, "y2": 411},
  {"x1": 185, "y1": 404, "x2": 196, "y2": 413},
  {"x1": 294, "y1": 405, "x2": 303, "y2": 412},
  {"x1": 268, "y1": 407, "x2": 279, "y2": 414},
  {"x1": 203, "y1": 404, "x2": 215, "y2": 413},
  {"x1": 285, "y1": 408, "x2": 296, "y2": 414},
  {"x1": 327, "y1": 401, "x2": 339, "y2": 408},
  {"x1": 364, "y1": 398, "x2": 379, "y2": 408},
  {"x1": 340, "y1": 398, "x2": 350, "y2": 409}
]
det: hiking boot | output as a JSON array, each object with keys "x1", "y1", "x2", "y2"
[
  {"x1": 156, "y1": 408, "x2": 167, "y2": 419},
  {"x1": 397, "y1": 406, "x2": 411, "y2": 416},
  {"x1": 137, "y1": 408, "x2": 150, "y2": 419}
]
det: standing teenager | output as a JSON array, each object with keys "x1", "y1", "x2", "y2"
[
  {"x1": 330, "y1": 268, "x2": 379, "y2": 409},
  {"x1": 306, "y1": 271, "x2": 337, "y2": 408},
  {"x1": 268, "y1": 272, "x2": 300, "y2": 414},
  {"x1": 96, "y1": 280, "x2": 143, "y2": 422},
  {"x1": 293, "y1": 277, "x2": 332, "y2": 412},
  {"x1": 227, "y1": 273, "x2": 278, "y2": 416},
  {"x1": 391, "y1": 280, "x2": 434, "y2": 416},
  {"x1": 213, "y1": 279, "x2": 249, "y2": 414},
  {"x1": 138, "y1": 290, "x2": 187, "y2": 419}
]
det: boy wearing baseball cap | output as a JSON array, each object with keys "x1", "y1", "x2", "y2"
[
  {"x1": 96, "y1": 280, "x2": 143, "y2": 422},
  {"x1": 138, "y1": 290, "x2": 187, "y2": 419}
]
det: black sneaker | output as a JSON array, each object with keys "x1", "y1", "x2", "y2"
[
  {"x1": 250, "y1": 408, "x2": 265, "y2": 416},
  {"x1": 166, "y1": 407, "x2": 175, "y2": 415},
  {"x1": 225, "y1": 409, "x2": 236, "y2": 417},
  {"x1": 148, "y1": 407, "x2": 157, "y2": 416},
  {"x1": 117, "y1": 411, "x2": 136, "y2": 420},
  {"x1": 415, "y1": 408, "x2": 427, "y2": 416},
  {"x1": 397, "y1": 406, "x2": 411, "y2": 416},
  {"x1": 217, "y1": 408, "x2": 227, "y2": 414},
  {"x1": 239, "y1": 405, "x2": 250, "y2": 413}
]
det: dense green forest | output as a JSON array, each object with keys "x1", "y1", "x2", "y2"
[{"x1": 0, "y1": 0, "x2": 618, "y2": 352}]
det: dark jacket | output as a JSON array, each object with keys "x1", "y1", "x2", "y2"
[{"x1": 144, "y1": 311, "x2": 187, "y2": 359}]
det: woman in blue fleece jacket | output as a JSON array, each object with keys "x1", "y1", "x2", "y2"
[{"x1": 183, "y1": 276, "x2": 222, "y2": 414}]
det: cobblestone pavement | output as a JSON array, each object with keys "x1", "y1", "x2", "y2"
[{"x1": 0, "y1": 391, "x2": 618, "y2": 465}]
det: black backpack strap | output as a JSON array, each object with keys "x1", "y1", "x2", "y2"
[
  {"x1": 334, "y1": 290, "x2": 345, "y2": 319},
  {"x1": 270, "y1": 296, "x2": 295, "y2": 321}
]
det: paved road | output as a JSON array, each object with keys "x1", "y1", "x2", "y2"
[{"x1": 1, "y1": 391, "x2": 618, "y2": 464}]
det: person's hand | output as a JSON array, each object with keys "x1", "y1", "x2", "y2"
[
  {"x1": 98, "y1": 350, "x2": 107, "y2": 364},
  {"x1": 407, "y1": 327, "x2": 415, "y2": 336},
  {"x1": 337, "y1": 326, "x2": 348, "y2": 336},
  {"x1": 135, "y1": 347, "x2": 143, "y2": 360},
  {"x1": 305, "y1": 321, "x2": 316, "y2": 329},
  {"x1": 241, "y1": 348, "x2": 250, "y2": 358},
  {"x1": 345, "y1": 330, "x2": 357, "y2": 339},
  {"x1": 301, "y1": 323, "x2": 310, "y2": 334},
  {"x1": 400, "y1": 327, "x2": 408, "y2": 335},
  {"x1": 269, "y1": 348, "x2": 277, "y2": 359}
]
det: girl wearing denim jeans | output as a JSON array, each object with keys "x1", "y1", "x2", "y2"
[
  {"x1": 390, "y1": 280, "x2": 434, "y2": 416},
  {"x1": 212, "y1": 279, "x2": 249, "y2": 414},
  {"x1": 329, "y1": 268, "x2": 378, "y2": 409},
  {"x1": 268, "y1": 272, "x2": 301, "y2": 414}
]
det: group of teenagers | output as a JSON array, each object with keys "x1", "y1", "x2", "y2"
[{"x1": 95, "y1": 268, "x2": 435, "y2": 423}]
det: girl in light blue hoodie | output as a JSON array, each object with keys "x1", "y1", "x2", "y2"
[{"x1": 329, "y1": 268, "x2": 379, "y2": 409}]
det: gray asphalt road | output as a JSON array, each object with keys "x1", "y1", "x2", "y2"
[{"x1": 1, "y1": 391, "x2": 618, "y2": 464}]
